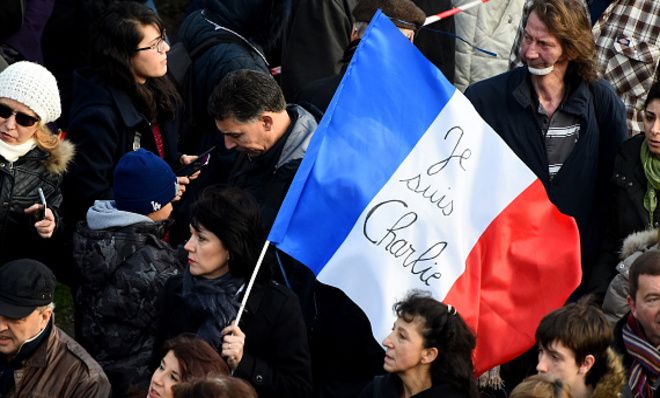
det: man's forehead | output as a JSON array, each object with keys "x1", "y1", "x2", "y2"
[
  {"x1": 543, "y1": 340, "x2": 575, "y2": 357},
  {"x1": 637, "y1": 274, "x2": 660, "y2": 293},
  {"x1": 525, "y1": 11, "x2": 555, "y2": 38}
]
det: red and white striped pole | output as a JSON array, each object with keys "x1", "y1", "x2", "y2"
[{"x1": 423, "y1": 0, "x2": 490, "y2": 26}]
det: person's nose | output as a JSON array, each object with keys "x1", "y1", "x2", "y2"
[
  {"x1": 652, "y1": 118, "x2": 660, "y2": 136},
  {"x1": 0, "y1": 316, "x2": 9, "y2": 332},
  {"x1": 184, "y1": 237, "x2": 194, "y2": 253},
  {"x1": 3, "y1": 114, "x2": 16, "y2": 130},
  {"x1": 524, "y1": 43, "x2": 539, "y2": 61},
  {"x1": 162, "y1": 40, "x2": 171, "y2": 54},
  {"x1": 536, "y1": 354, "x2": 548, "y2": 373},
  {"x1": 152, "y1": 371, "x2": 164, "y2": 387},
  {"x1": 224, "y1": 135, "x2": 237, "y2": 150},
  {"x1": 382, "y1": 332, "x2": 394, "y2": 349}
]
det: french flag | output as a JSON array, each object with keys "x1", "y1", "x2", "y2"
[{"x1": 269, "y1": 11, "x2": 581, "y2": 374}]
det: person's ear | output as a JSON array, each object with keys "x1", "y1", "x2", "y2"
[
  {"x1": 627, "y1": 295, "x2": 638, "y2": 317},
  {"x1": 38, "y1": 306, "x2": 53, "y2": 328},
  {"x1": 421, "y1": 347, "x2": 438, "y2": 364},
  {"x1": 261, "y1": 115, "x2": 273, "y2": 131},
  {"x1": 579, "y1": 354, "x2": 595, "y2": 375},
  {"x1": 351, "y1": 24, "x2": 360, "y2": 41}
]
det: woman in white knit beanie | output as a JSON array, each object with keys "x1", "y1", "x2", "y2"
[{"x1": 0, "y1": 60, "x2": 74, "y2": 264}]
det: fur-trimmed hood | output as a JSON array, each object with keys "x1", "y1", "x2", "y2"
[
  {"x1": 602, "y1": 229, "x2": 659, "y2": 325},
  {"x1": 620, "y1": 229, "x2": 658, "y2": 260},
  {"x1": 43, "y1": 139, "x2": 75, "y2": 175},
  {"x1": 592, "y1": 348, "x2": 626, "y2": 398}
]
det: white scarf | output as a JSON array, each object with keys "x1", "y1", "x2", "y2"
[{"x1": 0, "y1": 137, "x2": 37, "y2": 162}]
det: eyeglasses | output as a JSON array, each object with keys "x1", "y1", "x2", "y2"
[
  {"x1": 0, "y1": 103, "x2": 40, "y2": 127},
  {"x1": 135, "y1": 31, "x2": 168, "y2": 54}
]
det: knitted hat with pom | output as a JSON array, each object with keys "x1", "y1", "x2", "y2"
[
  {"x1": 113, "y1": 149, "x2": 178, "y2": 215},
  {"x1": 0, "y1": 61, "x2": 61, "y2": 124}
]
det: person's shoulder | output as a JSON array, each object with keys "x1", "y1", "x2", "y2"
[
  {"x1": 466, "y1": 67, "x2": 521, "y2": 92},
  {"x1": 248, "y1": 281, "x2": 301, "y2": 316},
  {"x1": 43, "y1": 139, "x2": 75, "y2": 176},
  {"x1": 54, "y1": 327, "x2": 107, "y2": 376},
  {"x1": 289, "y1": 104, "x2": 318, "y2": 132},
  {"x1": 464, "y1": 67, "x2": 522, "y2": 106},
  {"x1": 260, "y1": 281, "x2": 298, "y2": 301},
  {"x1": 588, "y1": 78, "x2": 624, "y2": 110},
  {"x1": 415, "y1": 383, "x2": 468, "y2": 398},
  {"x1": 619, "y1": 134, "x2": 644, "y2": 154},
  {"x1": 163, "y1": 273, "x2": 184, "y2": 292},
  {"x1": 589, "y1": 78, "x2": 618, "y2": 96}
]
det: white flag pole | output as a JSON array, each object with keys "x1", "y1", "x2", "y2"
[
  {"x1": 235, "y1": 240, "x2": 271, "y2": 325},
  {"x1": 423, "y1": 0, "x2": 490, "y2": 26}
]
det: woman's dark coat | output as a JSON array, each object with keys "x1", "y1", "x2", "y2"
[
  {"x1": 590, "y1": 134, "x2": 659, "y2": 296},
  {"x1": 155, "y1": 276, "x2": 312, "y2": 398},
  {"x1": 62, "y1": 69, "x2": 182, "y2": 224}
]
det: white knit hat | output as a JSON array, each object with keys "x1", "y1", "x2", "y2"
[{"x1": 0, "y1": 61, "x2": 61, "y2": 124}]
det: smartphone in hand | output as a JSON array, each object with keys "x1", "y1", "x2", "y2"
[
  {"x1": 176, "y1": 146, "x2": 216, "y2": 177},
  {"x1": 37, "y1": 187, "x2": 47, "y2": 220}
]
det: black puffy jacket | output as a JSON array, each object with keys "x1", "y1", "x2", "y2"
[
  {"x1": 73, "y1": 216, "x2": 182, "y2": 396},
  {"x1": 0, "y1": 140, "x2": 73, "y2": 264}
]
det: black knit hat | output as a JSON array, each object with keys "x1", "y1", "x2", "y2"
[
  {"x1": 352, "y1": 0, "x2": 426, "y2": 30},
  {"x1": 0, "y1": 259, "x2": 56, "y2": 319}
]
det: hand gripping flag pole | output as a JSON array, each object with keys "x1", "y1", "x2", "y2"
[{"x1": 424, "y1": 0, "x2": 490, "y2": 26}]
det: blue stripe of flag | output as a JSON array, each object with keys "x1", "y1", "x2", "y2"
[{"x1": 268, "y1": 11, "x2": 456, "y2": 274}]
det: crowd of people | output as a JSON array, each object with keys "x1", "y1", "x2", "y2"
[{"x1": 0, "y1": 0, "x2": 658, "y2": 397}]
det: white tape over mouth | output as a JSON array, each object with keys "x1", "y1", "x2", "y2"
[{"x1": 528, "y1": 65, "x2": 554, "y2": 76}]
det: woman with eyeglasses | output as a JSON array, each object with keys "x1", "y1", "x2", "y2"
[
  {"x1": 62, "y1": 2, "x2": 195, "y2": 228},
  {"x1": 0, "y1": 60, "x2": 73, "y2": 264}
]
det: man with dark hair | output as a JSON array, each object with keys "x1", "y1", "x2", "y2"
[
  {"x1": 210, "y1": 69, "x2": 385, "y2": 398},
  {"x1": 465, "y1": 0, "x2": 627, "y2": 297},
  {"x1": 209, "y1": 69, "x2": 317, "y2": 230},
  {"x1": 536, "y1": 301, "x2": 625, "y2": 398},
  {"x1": 0, "y1": 259, "x2": 111, "y2": 397},
  {"x1": 613, "y1": 250, "x2": 660, "y2": 396}
]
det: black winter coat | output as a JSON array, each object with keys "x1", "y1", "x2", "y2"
[
  {"x1": 0, "y1": 141, "x2": 74, "y2": 264},
  {"x1": 358, "y1": 374, "x2": 470, "y2": 398},
  {"x1": 62, "y1": 70, "x2": 182, "y2": 225},
  {"x1": 73, "y1": 219, "x2": 182, "y2": 396},
  {"x1": 590, "y1": 135, "x2": 659, "y2": 296},
  {"x1": 176, "y1": 8, "x2": 269, "y2": 153},
  {"x1": 155, "y1": 277, "x2": 312, "y2": 398},
  {"x1": 465, "y1": 68, "x2": 627, "y2": 294}
]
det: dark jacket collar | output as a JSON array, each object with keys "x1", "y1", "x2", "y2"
[{"x1": 511, "y1": 67, "x2": 592, "y2": 117}]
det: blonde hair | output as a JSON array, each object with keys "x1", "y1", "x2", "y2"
[
  {"x1": 34, "y1": 122, "x2": 60, "y2": 151},
  {"x1": 511, "y1": 375, "x2": 573, "y2": 398}
]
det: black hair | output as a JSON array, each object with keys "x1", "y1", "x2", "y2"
[
  {"x1": 645, "y1": 82, "x2": 660, "y2": 109},
  {"x1": 208, "y1": 69, "x2": 285, "y2": 122},
  {"x1": 629, "y1": 250, "x2": 660, "y2": 301},
  {"x1": 90, "y1": 2, "x2": 180, "y2": 120},
  {"x1": 190, "y1": 186, "x2": 273, "y2": 282},
  {"x1": 394, "y1": 291, "x2": 479, "y2": 398}
]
